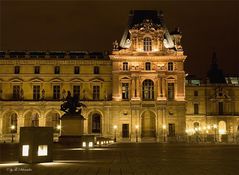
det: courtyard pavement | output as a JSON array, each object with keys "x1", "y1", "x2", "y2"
[{"x1": 1, "y1": 142, "x2": 239, "y2": 175}]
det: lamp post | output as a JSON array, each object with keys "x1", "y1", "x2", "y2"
[
  {"x1": 113, "y1": 125, "x2": 117, "y2": 142},
  {"x1": 135, "y1": 125, "x2": 139, "y2": 142},
  {"x1": 10, "y1": 125, "x2": 15, "y2": 143},
  {"x1": 163, "y1": 125, "x2": 166, "y2": 142},
  {"x1": 213, "y1": 124, "x2": 218, "y2": 143}
]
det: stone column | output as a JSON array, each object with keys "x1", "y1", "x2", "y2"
[{"x1": 131, "y1": 78, "x2": 135, "y2": 99}]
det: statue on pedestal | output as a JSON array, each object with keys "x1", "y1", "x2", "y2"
[{"x1": 60, "y1": 91, "x2": 86, "y2": 116}]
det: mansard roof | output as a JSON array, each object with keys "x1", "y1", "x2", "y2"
[
  {"x1": 119, "y1": 10, "x2": 175, "y2": 50},
  {"x1": 0, "y1": 51, "x2": 109, "y2": 60}
]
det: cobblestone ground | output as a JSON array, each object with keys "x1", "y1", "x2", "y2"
[{"x1": 1, "y1": 143, "x2": 239, "y2": 175}]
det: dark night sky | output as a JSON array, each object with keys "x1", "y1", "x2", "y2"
[{"x1": 0, "y1": 0, "x2": 238, "y2": 77}]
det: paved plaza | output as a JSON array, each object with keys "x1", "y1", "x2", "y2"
[{"x1": 1, "y1": 143, "x2": 239, "y2": 175}]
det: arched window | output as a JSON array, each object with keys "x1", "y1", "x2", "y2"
[
  {"x1": 168, "y1": 62, "x2": 173, "y2": 71},
  {"x1": 92, "y1": 113, "x2": 101, "y2": 133},
  {"x1": 143, "y1": 37, "x2": 152, "y2": 51},
  {"x1": 145, "y1": 62, "x2": 151, "y2": 70},
  {"x1": 193, "y1": 122, "x2": 200, "y2": 129},
  {"x1": 10, "y1": 113, "x2": 17, "y2": 133},
  {"x1": 142, "y1": 79, "x2": 154, "y2": 100}
]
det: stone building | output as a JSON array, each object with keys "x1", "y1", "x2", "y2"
[{"x1": 0, "y1": 10, "x2": 238, "y2": 143}]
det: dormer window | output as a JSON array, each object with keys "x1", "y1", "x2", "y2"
[
  {"x1": 168, "y1": 62, "x2": 173, "y2": 71},
  {"x1": 145, "y1": 62, "x2": 151, "y2": 70},
  {"x1": 143, "y1": 37, "x2": 152, "y2": 51},
  {"x1": 123, "y1": 62, "x2": 128, "y2": 71}
]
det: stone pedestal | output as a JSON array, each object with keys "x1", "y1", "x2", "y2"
[
  {"x1": 19, "y1": 127, "x2": 53, "y2": 163},
  {"x1": 59, "y1": 113, "x2": 85, "y2": 143}
]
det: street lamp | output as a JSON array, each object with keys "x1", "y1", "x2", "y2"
[
  {"x1": 135, "y1": 125, "x2": 139, "y2": 142},
  {"x1": 163, "y1": 125, "x2": 166, "y2": 142},
  {"x1": 10, "y1": 125, "x2": 15, "y2": 143},
  {"x1": 213, "y1": 124, "x2": 218, "y2": 142},
  {"x1": 113, "y1": 125, "x2": 117, "y2": 142}
]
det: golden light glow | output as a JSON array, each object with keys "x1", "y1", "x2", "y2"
[
  {"x1": 10, "y1": 125, "x2": 15, "y2": 130},
  {"x1": 135, "y1": 125, "x2": 139, "y2": 129},
  {"x1": 113, "y1": 125, "x2": 117, "y2": 129},
  {"x1": 88, "y1": 142, "x2": 93, "y2": 148},
  {"x1": 219, "y1": 129, "x2": 226, "y2": 134},
  {"x1": 213, "y1": 124, "x2": 218, "y2": 129},
  {"x1": 56, "y1": 125, "x2": 61, "y2": 130},
  {"x1": 38, "y1": 145, "x2": 48, "y2": 156},
  {"x1": 82, "y1": 142, "x2": 86, "y2": 147},
  {"x1": 22, "y1": 145, "x2": 29, "y2": 157},
  {"x1": 162, "y1": 125, "x2": 166, "y2": 129}
]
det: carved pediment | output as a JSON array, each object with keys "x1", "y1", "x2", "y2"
[
  {"x1": 132, "y1": 19, "x2": 162, "y2": 32},
  {"x1": 210, "y1": 87, "x2": 231, "y2": 101},
  {"x1": 49, "y1": 78, "x2": 63, "y2": 82},
  {"x1": 89, "y1": 77, "x2": 104, "y2": 82}
]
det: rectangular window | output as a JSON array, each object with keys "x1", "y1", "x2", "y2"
[
  {"x1": 74, "y1": 66, "x2": 80, "y2": 74},
  {"x1": 13, "y1": 85, "x2": 20, "y2": 100},
  {"x1": 14, "y1": 66, "x2": 20, "y2": 74},
  {"x1": 38, "y1": 145, "x2": 48, "y2": 156},
  {"x1": 53, "y1": 85, "x2": 60, "y2": 100},
  {"x1": 73, "y1": 85, "x2": 80, "y2": 98},
  {"x1": 219, "y1": 102, "x2": 223, "y2": 115},
  {"x1": 122, "y1": 124, "x2": 129, "y2": 138},
  {"x1": 168, "y1": 123, "x2": 175, "y2": 137},
  {"x1": 93, "y1": 85, "x2": 100, "y2": 100},
  {"x1": 123, "y1": 62, "x2": 128, "y2": 71},
  {"x1": 168, "y1": 62, "x2": 173, "y2": 71},
  {"x1": 194, "y1": 103, "x2": 199, "y2": 114},
  {"x1": 22, "y1": 145, "x2": 29, "y2": 157},
  {"x1": 34, "y1": 66, "x2": 40, "y2": 74},
  {"x1": 168, "y1": 83, "x2": 174, "y2": 100},
  {"x1": 33, "y1": 85, "x2": 40, "y2": 100},
  {"x1": 145, "y1": 62, "x2": 151, "y2": 70},
  {"x1": 94, "y1": 66, "x2": 100, "y2": 74},
  {"x1": 194, "y1": 90, "x2": 198, "y2": 96},
  {"x1": 54, "y1": 66, "x2": 60, "y2": 74},
  {"x1": 122, "y1": 83, "x2": 129, "y2": 100}
]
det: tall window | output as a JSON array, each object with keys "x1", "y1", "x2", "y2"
[
  {"x1": 145, "y1": 62, "x2": 151, "y2": 70},
  {"x1": 168, "y1": 123, "x2": 175, "y2": 136},
  {"x1": 194, "y1": 104, "x2": 199, "y2": 114},
  {"x1": 219, "y1": 102, "x2": 223, "y2": 115},
  {"x1": 93, "y1": 85, "x2": 100, "y2": 100},
  {"x1": 168, "y1": 62, "x2": 173, "y2": 71},
  {"x1": 143, "y1": 37, "x2": 152, "y2": 51},
  {"x1": 54, "y1": 66, "x2": 60, "y2": 74},
  {"x1": 10, "y1": 113, "x2": 17, "y2": 133},
  {"x1": 92, "y1": 113, "x2": 101, "y2": 133},
  {"x1": 73, "y1": 85, "x2": 80, "y2": 98},
  {"x1": 168, "y1": 83, "x2": 174, "y2": 100},
  {"x1": 122, "y1": 83, "x2": 129, "y2": 100},
  {"x1": 34, "y1": 66, "x2": 40, "y2": 74},
  {"x1": 94, "y1": 66, "x2": 100, "y2": 74},
  {"x1": 123, "y1": 62, "x2": 128, "y2": 71},
  {"x1": 194, "y1": 90, "x2": 198, "y2": 96},
  {"x1": 33, "y1": 85, "x2": 40, "y2": 100},
  {"x1": 14, "y1": 66, "x2": 20, "y2": 74},
  {"x1": 142, "y1": 79, "x2": 154, "y2": 100},
  {"x1": 13, "y1": 85, "x2": 20, "y2": 100},
  {"x1": 74, "y1": 66, "x2": 80, "y2": 74},
  {"x1": 53, "y1": 85, "x2": 60, "y2": 100}
]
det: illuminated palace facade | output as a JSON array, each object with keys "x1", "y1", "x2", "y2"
[{"x1": 0, "y1": 10, "x2": 239, "y2": 142}]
